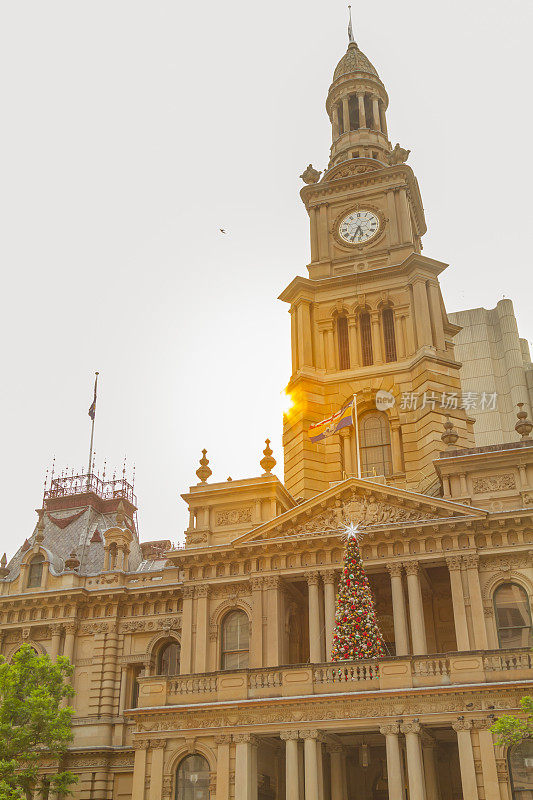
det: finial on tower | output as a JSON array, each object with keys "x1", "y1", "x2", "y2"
[
  {"x1": 348, "y1": 5, "x2": 356, "y2": 45},
  {"x1": 196, "y1": 449, "x2": 212, "y2": 484},
  {"x1": 260, "y1": 439, "x2": 276, "y2": 476}
]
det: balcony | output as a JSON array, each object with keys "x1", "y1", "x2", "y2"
[{"x1": 135, "y1": 648, "x2": 533, "y2": 709}]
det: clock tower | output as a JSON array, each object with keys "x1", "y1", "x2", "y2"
[{"x1": 281, "y1": 34, "x2": 475, "y2": 500}]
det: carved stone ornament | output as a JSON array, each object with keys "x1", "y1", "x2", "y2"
[
  {"x1": 388, "y1": 143, "x2": 411, "y2": 165},
  {"x1": 216, "y1": 507, "x2": 253, "y2": 527},
  {"x1": 300, "y1": 164, "x2": 322, "y2": 184},
  {"x1": 473, "y1": 474, "x2": 516, "y2": 494}
]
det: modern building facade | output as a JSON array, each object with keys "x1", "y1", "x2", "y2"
[{"x1": 1, "y1": 28, "x2": 533, "y2": 800}]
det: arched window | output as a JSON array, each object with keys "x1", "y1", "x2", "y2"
[
  {"x1": 221, "y1": 610, "x2": 249, "y2": 670},
  {"x1": 157, "y1": 641, "x2": 181, "y2": 676},
  {"x1": 494, "y1": 583, "x2": 532, "y2": 649},
  {"x1": 175, "y1": 754, "x2": 210, "y2": 800},
  {"x1": 336, "y1": 315, "x2": 350, "y2": 370},
  {"x1": 382, "y1": 308, "x2": 397, "y2": 362},
  {"x1": 27, "y1": 554, "x2": 45, "y2": 588},
  {"x1": 508, "y1": 740, "x2": 533, "y2": 799},
  {"x1": 360, "y1": 312, "x2": 373, "y2": 366},
  {"x1": 359, "y1": 412, "x2": 392, "y2": 478}
]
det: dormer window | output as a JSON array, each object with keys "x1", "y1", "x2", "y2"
[{"x1": 27, "y1": 554, "x2": 44, "y2": 588}]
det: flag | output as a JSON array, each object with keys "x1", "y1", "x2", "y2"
[
  {"x1": 348, "y1": 5, "x2": 354, "y2": 43},
  {"x1": 88, "y1": 373, "x2": 98, "y2": 420},
  {"x1": 308, "y1": 400, "x2": 354, "y2": 443}
]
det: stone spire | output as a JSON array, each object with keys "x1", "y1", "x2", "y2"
[{"x1": 0, "y1": 553, "x2": 8, "y2": 578}]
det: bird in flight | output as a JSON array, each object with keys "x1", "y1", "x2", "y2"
[{"x1": 219, "y1": 228, "x2": 227, "y2": 234}]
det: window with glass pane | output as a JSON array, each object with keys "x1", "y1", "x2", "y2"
[
  {"x1": 359, "y1": 412, "x2": 392, "y2": 478},
  {"x1": 158, "y1": 642, "x2": 181, "y2": 676},
  {"x1": 175, "y1": 754, "x2": 210, "y2": 800},
  {"x1": 494, "y1": 583, "x2": 532, "y2": 649},
  {"x1": 28, "y1": 554, "x2": 44, "y2": 588},
  {"x1": 509, "y1": 740, "x2": 533, "y2": 799},
  {"x1": 382, "y1": 308, "x2": 397, "y2": 362},
  {"x1": 221, "y1": 610, "x2": 249, "y2": 670},
  {"x1": 360, "y1": 312, "x2": 373, "y2": 366}
]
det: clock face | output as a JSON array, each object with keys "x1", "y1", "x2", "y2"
[{"x1": 338, "y1": 210, "x2": 380, "y2": 245}]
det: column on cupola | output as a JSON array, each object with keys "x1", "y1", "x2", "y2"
[
  {"x1": 372, "y1": 96, "x2": 381, "y2": 131},
  {"x1": 357, "y1": 93, "x2": 366, "y2": 128},
  {"x1": 400, "y1": 721, "x2": 426, "y2": 800},
  {"x1": 387, "y1": 563, "x2": 409, "y2": 655},
  {"x1": 306, "y1": 573, "x2": 323, "y2": 663},
  {"x1": 380, "y1": 724, "x2": 404, "y2": 800},
  {"x1": 445, "y1": 557, "x2": 470, "y2": 651},
  {"x1": 452, "y1": 720, "x2": 479, "y2": 800},
  {"x1": 395, "y1": 186, "x2": 412, "y2": 243},
  {"x1": 342, "y1": 96, "x2": 350, "y2": 133},
  {"x1": 332, "y1": 105, "x2": 340, "y2": 140},
  {"x1": 405, "y1": 561, "x2": 427, "y2": 654},
  {"x1": 463, "y1": 555, "x2": 488, "y2": 650},
  {"x1": 379, "y1": 101, "x2": 388, "y2": 137}
]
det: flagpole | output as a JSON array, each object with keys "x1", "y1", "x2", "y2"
[
  {"x1": 87, "y1": 372, "x2": 99, "y2": 478},
  {"x1": 353, "y1": 393, "x2": 362, "y2": 478}
]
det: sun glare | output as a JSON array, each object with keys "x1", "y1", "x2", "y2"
[{"x1": 281, "y1": 390, "x2": 295, "y2": 417}]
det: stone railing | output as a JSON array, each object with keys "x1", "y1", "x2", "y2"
[{"x1": 134, "y1": 648, "x2": 533, "y2": 709}]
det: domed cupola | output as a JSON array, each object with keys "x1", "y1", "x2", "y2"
[{"x1": 326, "y1": 13, "x2": 391, "y2": 169}]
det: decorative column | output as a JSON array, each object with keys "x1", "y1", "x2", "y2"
[
  {"x1": 473, "y1": 719, "x2": 500, "y2": 800},
  {"x1": 250, "y1": 578, "x2": 264, "y2": 667},
  {"x1": 180, "y1": 586, "x2": 194, "y2": 674},
  {"x1": 357, "y1": 93, "x2": 366, "y2": 128},
  {"x1": 323, "y1": 571, "x2": 336, "y2": 660},
  {"x1": 63, "y1": 622, "x2": 77, "y2": 663},
  {"x1": 234, "y1": 734, "x2": 256, "y2": 800},
  {"x1": 328, "y1": 745, "x2": 344, "y2": 800},
  {"x1": 446, "y1": 557, "x2": 470, "y2": 651},
  {"x1": 421, "y1": 737, "x2": 440, "y2": 800},
  {"x1": 411, "y1": 280, "x2": 433, "y2": 348},
  {"x1": 265, "y1": 576, "x2": 283, "y2": 666},
  {"x1": 395, "y1": 312, "x2": 406, "y2": 359},
  {"x1": 317, "y1": 205, "x2": 329, "y2": 262},
  {"x1": 340, "y1": 429, "x2": 353, "y2": 477},
  {"x1": 301, "y1": 731, "x2": 320, "y2": 800},
  {"x1": 215, "y1": 735, "x2": 231, "y2": 800},
  {"x1": 316, "y1": 739, "x2": 324, "y2": 800},
  {"x1": 50, "y1": 623, "x2": 62, "y2": 660},
  {"x1": 452, "y1": 720, "x2": 479, "y2": 800},
  {"x1": 132, "y1": 740, "x2": 148, "y2": 800},
  {"x1": 306, "y1": 574, "x2": 322, "y2": 663},
  {"x1": 387, "y1": 564, "x2": 409, "y2": 656},
  {"x1": 372, "y1": 96, "x2": 381, "y2": 131},
  {"x1": 195, "y1": 585, "x2": 210, "y2": 673},
  {"x1": 281, "y1": 732, "x2": 300, "y2": 800},
  {"x1": 464, "y1": 555, "x2": 488, "y2": 650},
  {"x1": 290, "y1": 307, "x2": 299, "y2": 372},
  {"x1": 148, "y1": 740, "x2": 166, "y2": 800},
  {"x1": 342, "y1": 96, "x2": 350, "y2": 133},
  {"x1": 404, "y1": 562, "x2": 427, "y2": 655},
  {"x1": 370, "y1": 312, "x2": 384, "y2": 364},
  {"x1": 390, "y1": 424, "x2": 403, "y2": 475},
  {"x1": 348, "y1": 316, "x2": 359, "y2": 368},
  {"x1": 380, "y1": 101, "x2": 388, "y2": 137},
  {"x1": 332, "y1": 105, "x2": 340, "y2": 140},
  {"x1": 400, "y1": 721, "x2": 426, "y2": 800},
  {"x1": 380, "y1": 724, "x2": 404, "y2": 800}
]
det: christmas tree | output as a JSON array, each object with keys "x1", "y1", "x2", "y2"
[{"x1": 331, "y1": 524, "x2": 386, "y2": 661}]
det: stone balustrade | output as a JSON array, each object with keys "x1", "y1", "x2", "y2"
[{"x1": 133, "y1": 647, "x2": 533, "y2": 709}]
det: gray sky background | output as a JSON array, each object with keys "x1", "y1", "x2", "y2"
[{"x1": 1, "y1": 0, "x2": 532, "y2": 558}]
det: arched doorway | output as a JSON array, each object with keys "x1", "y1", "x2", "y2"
[{"x1": 175, "y1": 754, "x2": 210, "y2": 800}]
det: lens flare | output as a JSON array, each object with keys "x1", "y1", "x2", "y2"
[{"x1": 281, "y1": 390, "x2": 295, "y2": 417}]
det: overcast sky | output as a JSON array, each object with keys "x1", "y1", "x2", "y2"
[{"x1": 1, "y1": 0, "x2": 532, "y2": 558}]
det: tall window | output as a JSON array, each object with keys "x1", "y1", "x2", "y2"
[
  {"x1": 337, "y1": 316, "x2": 350, "y2": 370},
  {"x1": 360, "y1": 312, "x2": 373, "y2": 366},
  {"x1": 494, "y1": 583, "x2": 532, "y2": 649},
  {"x1": 509, "y1": 740, "x2": 533, "y2": 799},
  {"x1": 158, "y1": 641, "x2": 181, "y2": 676},
  {"x1": 382, "y1": 308, "x2": 397, "y2": 362},
  {"x1": 131, "y1": 665, "x2": 143, "y2": 707},
  {"x1": 359, "y1": 412, "x2": 392, "y2": 478},
  {"x1": 175, "y1": 754, "x2": 210, "y2": 800},
  {"x1": 28, "y1": 554, "x2": 44, "y2": 588},
  {"x1": 221, "y1": 610, "x2": 249, "y2": 670}
]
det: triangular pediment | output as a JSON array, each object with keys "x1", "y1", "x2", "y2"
[{"x1": 233, "y1": 478, "x2": 485, "y2": 544}]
